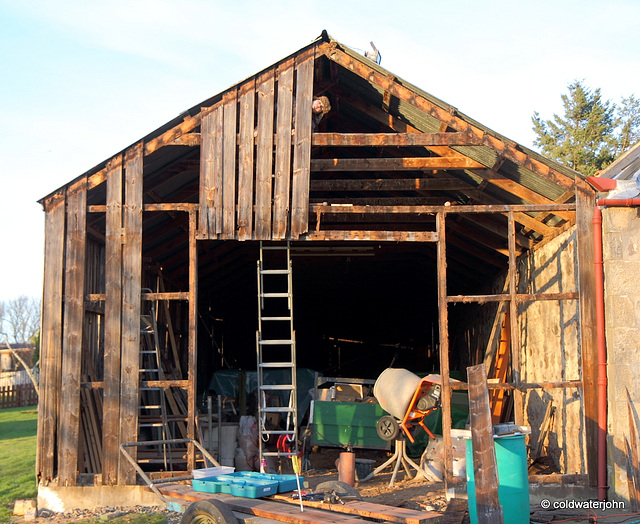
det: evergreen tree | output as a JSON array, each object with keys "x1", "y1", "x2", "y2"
[{"x1": 532, "y1": 81, "x2": 640, "y2": 176}]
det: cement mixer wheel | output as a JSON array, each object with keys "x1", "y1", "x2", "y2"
[
  {"x1": 181, "y1": 499, "x2": 239, "y2": 524},
  {"x1": 376, "y1": 415, "x2": 400, "y2": 441}
]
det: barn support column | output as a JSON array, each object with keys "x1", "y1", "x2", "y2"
[
  {"x1": 57, "y1": 178, "x2": 88, "y2": 486},
  {"x1": 102, "y1": 155, "x2": 124, "y2": 485},
  {"x1": 118, "y1": 143, "x2": 144, "y2": 485},
  {"x1": 187, "y1": 210, "x2": 198, "y2": 470},
  {"x1": 37, "y1": 191, "x2": 66, "y2": 483},
  {"x1": 436, "y1": 211, "x2": 456, "y2": 492},
  {"x1": 575, "y1": 178, "x2": 598, "y2": 486}
]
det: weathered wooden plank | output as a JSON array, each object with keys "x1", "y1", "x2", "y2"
[
  {"x1": 574, "y1": 177, "x2": 598, "y2": 485},
  {"x1": 199, "y1": 107, "x2": 222, "y2": 237},
  {"x1": 471, "y1": 169, "x2": 574, "y2": 221},
  {"x1": 271, "y1": 493, "x2": 443, "y2": 523},
  {"x1": 302, "y1": 230, "x2": 438, "y2": 242},
  {"x1": 436, "y1": 211, "x2": 454, "y2": 490},
  {"x1": 89, "y1": 291, "x2": 189, "y2": 302},
  {"x1": 446, "y1": 292, "x2": 578, "y2": 304},
  {"x1": 310, "y1": 177, "x2": 474, "y2": 192},
  {"x1": 312, "y1": 157, "x2": 485, "y2": 171},
  {"x1": 273, "y1": 59, "x2": 294, "y2": 240},
  {"x1": 157, "y1": 484, "x2": 391, "y2": 524},
  {"x1": 102, "y1": 155, "x2": 123, "y2": 485},
  {"x1": 237, "y1": 82, "x2": 256, "y2": 241},
  {"x1": 508, "y1": 211, "x2": 523, "y2": 426},
  {"x1": 255, "y1": 71, "x2": 275, "y2": 240},
  {"x1": 312, "y1": 132, "x2": 481, "y2": 147},
  {"x1": 145, "y1": 114, "x2": 201, "y2": 155},
  {"x1": 221, "y1": 89, "x2": 238, "y2": 239},
  {"x1": 57, "y1": 180, "x2": 87, "y2": 486},
  {"x1": 187, "y1": 211, "x2": 198, "y2": 470},
  {"x1": 290, "y1": 51, "x2": 314, "y2": 239},
  {"x1": 467, "y1": 364, "x2": 503, "y2": 523},
  {"x1": 118, "y1": 144, "x2": 143, "y2": 485},
  {"x1": 320, "y1": 43, "x2": 576, "y2": 191},
  {"x1": 37, "y1": 191, "x2": 66, "y2": 482}
]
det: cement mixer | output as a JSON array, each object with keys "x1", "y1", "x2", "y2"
[{"x1": 373, "y1": 368, "x2": 442, "y2": 443}]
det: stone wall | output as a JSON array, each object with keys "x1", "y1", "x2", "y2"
[
  {"x1": 602, "y1": 206, "x2": 640, "y2": 501},
  {"x1": 518, "y1": 227, "x2": 586, "y2": 474}
]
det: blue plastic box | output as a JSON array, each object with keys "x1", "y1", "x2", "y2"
[{"x1": 191, "y1": 474, "x2": 280, "y2": 498}]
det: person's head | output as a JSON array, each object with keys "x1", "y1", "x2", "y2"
[{"x1": 312, "y1": 96, "x2": 331, "y2": 115}]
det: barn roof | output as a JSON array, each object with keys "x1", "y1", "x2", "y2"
[{"x1": 40, "y1": 31, "x2": 582, "y2": 290}]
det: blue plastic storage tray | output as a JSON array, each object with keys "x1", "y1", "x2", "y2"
[
  {"x1": 216, "y1": 471, "x2": 302, "y2": 493},
  {"x1": 191, "y1": 474, "x2": 279, "y2": 498}
]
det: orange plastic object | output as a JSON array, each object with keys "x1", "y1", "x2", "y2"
[{"x1": 399, "y1": 377, "x2": 439, "y2": 443}]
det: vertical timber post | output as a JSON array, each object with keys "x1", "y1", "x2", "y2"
[{"x1": 437, "y1": 211, "x2": 455, "y2": 491}]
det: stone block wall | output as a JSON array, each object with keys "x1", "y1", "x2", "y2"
[{"x1": 602, "y1": 206, "x2": 640, "y2": 501}]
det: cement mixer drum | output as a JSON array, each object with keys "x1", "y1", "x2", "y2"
[{"x1": 373, "y1": 368, "x2": 422, "y2": 420}]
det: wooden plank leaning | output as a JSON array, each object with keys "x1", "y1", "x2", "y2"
[{"x1": 467, "y1": 364, "x2": 504, "y2": 524}]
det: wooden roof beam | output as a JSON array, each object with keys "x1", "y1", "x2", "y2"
[
  {"x1": 312, "y1": 157, "x2": 484, "y2": 171},
  {"x1": 320, "y1": 42, "x2": 576, "y2": 190},
  {"x1": 310, "y1": 177, "x2": 474, "y2": 192},
  {"x1": 471, "y1": 168, "x2": 574, "y2": 221},
  {"x1": 312, "y1": 132, "x2": 482, "y2": 147}
]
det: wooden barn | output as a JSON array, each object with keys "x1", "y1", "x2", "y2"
[{"x1": 37, "y1": 31, "x2": 605, "y2": 504}]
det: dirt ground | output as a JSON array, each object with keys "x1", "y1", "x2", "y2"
[
  {"x1": 303, "y1": 446, "x2": 449, "y2": 513},
  {"x1": 16, "y1": 447, "x2": 454, "y2": 523}
]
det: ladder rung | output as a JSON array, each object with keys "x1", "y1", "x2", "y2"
[
  {"x1": 261, "y1": 316, "x2": 292, "y2": 321},
  {"x1": 259, "y1": 362, "x2": 295, "y2": 368},
  {"x1": 260, "y1": 292, "x2": 290, "y2": 298},
  {"x1": 260, "y1": 430, "x2": 297, "y2": 436},
  {"x1": 259, "y1": 340, "x2": 293, "y2": 345},
  {"x1": 141, "y1": 350, "x2": 157, "y2": 354},
  {"x1": 261, "y1": 246, "x2": 289, "y2": 251},
  {"x1": 262, "y1": 451, "x2": 296, "y2": 457},
  {"x1": 140, "y1": 368, "x2": 160, "y2": 373},
  {"x1": 260, "y1": 385, "x2": 295, "y2": 391},
  {"x1": 260, "y1": 269, "x2": 290, "y2": 275},
  {"x1": 261, "y1": 407, "x2": 295, "y2": 413}
]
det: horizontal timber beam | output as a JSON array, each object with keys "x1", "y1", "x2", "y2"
[
  {"x1": 446, "y1": 292, "x2": 578, "y2": 303},
  {"x1": 450, "y1": 380, "x2": 583, "y2": 390},
  {"x1": 312, "y1": 132, "x2": 482, "y2": 147},
  {"x1": 302, "y1": 230, "x2": 438, "y2": 241},
  {"x1": 319, "y1": 42, "x2": 577, "y2": 190},
  {"x1": 88, "y1": 203, "x2": 199, "y2": 213},
  {"x1": 88, "y1": 292, "x2": 189, "y2": 302},
  {"x1": 310, "y1": 203, "x2": 575, "y2": 214},
  {"x1": 311, "y1": 157, "x2": 485, "y2": 171},
  {"x1": 310, "y1": 177, "x2": 473, "y2": 191}
]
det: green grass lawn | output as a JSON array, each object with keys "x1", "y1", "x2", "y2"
[
  {"x1": 0, "y1": 406, "x2": 170, "y2": 523},
  {"x1": 0, "y1": 405, "x2": 38, "y2": 522}
]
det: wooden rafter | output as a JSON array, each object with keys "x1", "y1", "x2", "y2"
[
  {"x1": 311, "y1": 157, "x2": 485, "y2": 171},
  {"x1": 319, "y1": 41, "x2": 577, "y2": 191},
  {"x1": 312, "y1": 132, "x2": 482, "y2": 147}
]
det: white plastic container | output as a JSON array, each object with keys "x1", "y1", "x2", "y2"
[{"x1": 192, "y1": 466, "x2": 235, "y2": 479}]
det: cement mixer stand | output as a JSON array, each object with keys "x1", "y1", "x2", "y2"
[
  {"x1": 361, "y1": 436, "x2": 438, "y2": 486},
  {"x1": 367, "y1": 368, "x2": 445, "y2": 486}
]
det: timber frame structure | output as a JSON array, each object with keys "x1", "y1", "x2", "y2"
[{"x1": 37, "y1": 31, "x2": 598, "y2": 491}]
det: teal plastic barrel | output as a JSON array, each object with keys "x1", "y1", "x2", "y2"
[{"x1": 466, "y1": 434, "x2": 529, "y2": 524}]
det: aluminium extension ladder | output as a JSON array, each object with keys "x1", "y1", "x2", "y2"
[
  {"x1": 139, "y1": 293, "x2": 173, "y2": 469},
  {"x1": 256, "y1": 242, "x2": 298, "y2": 470}
]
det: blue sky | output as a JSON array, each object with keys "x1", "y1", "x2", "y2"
[{"x1": 1, "y1": 0, "x2": 639, "y2": 303}]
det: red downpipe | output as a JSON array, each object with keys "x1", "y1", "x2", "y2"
[{"x1": 592, "y1": 197, "x2": 640, "y2": 501}]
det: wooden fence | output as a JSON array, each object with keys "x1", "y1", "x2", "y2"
[{"x1": 0, "y1": 383, "x2": 38, "y2": 409}]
